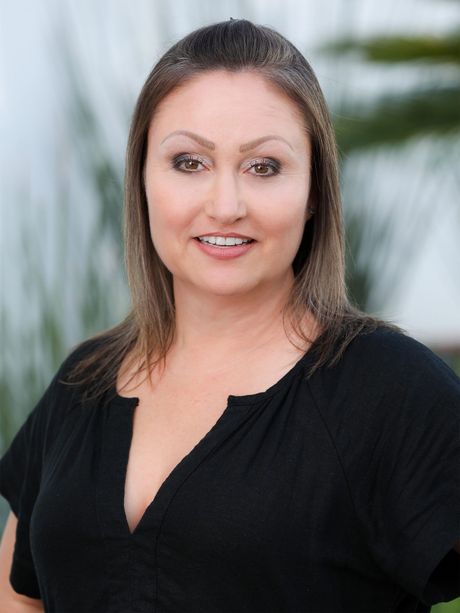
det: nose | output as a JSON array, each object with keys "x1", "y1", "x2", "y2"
[{"x1": 204, "y1": 170, "x2": 246, "y2": 224}]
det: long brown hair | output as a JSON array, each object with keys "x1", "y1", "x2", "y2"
[{"x1": 67, "y1": 19, "x2": 394, "y2": 401}]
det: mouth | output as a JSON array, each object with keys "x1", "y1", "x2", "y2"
[{"x1": 194, "y1": 235, "x2": 255, "y2": 247}]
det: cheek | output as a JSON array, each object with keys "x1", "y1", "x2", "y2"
[
  {"x1": 145, "y1": 185, "x2": 177, "y2": 265},
  {"x1": 146, "y1": 182, "x2": 191, "y2": 240},
  {"x1": 145, "y1": 180, "x2": 201, "y2": 274},
  {"x1": 255, "y1": 183, "x2": 308, "y2": 241}
]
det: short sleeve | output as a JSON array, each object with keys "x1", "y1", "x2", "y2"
[
  {"x1": 0, "y1": 378, "x2": 59, "y2": 598},
  {"x1": 0, "y1": 340, "x2": 90, "y2": 599},
  {"x1": 356, "y1": 336, "x2": 460, "y2": 604}
]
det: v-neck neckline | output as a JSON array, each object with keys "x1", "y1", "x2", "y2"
[{"x1": 97, "y1": 345, "x2": 316, "y2": 538}]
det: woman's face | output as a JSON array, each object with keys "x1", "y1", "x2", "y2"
[{"x1": 144, "y1": 70, "x2": 313, "y2": 299}]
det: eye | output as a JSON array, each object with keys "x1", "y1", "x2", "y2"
[
  {"x1": 172, "y1": 154, "x2": 206, "y2": 173},
  {"x1": 247, "y1": 158, "x2": 281, "y2": 177}
]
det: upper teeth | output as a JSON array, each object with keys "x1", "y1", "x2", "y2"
[{"x1": 198, "y1": 236, "x2": 251, "y2": 246}]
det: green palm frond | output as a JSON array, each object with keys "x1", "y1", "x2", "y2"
[
  {"x1": 335, "y1": 86, "x2": 460, "y2": 153},
  {"x1": 322, "y1": 30, "x2": 460, "y2": 65}
]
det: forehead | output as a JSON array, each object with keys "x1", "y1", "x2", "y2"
[{"x1": 149, "y1": 70, "x2": 309, "y2": 144}]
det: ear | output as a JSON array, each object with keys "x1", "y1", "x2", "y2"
[{"x1": 305, "y1": 195, "x2": 316, "y2": 221}]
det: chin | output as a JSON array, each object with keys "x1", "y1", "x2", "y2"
[{"x1": 193, "y1": 274, "x2": 261, "y2": 297}]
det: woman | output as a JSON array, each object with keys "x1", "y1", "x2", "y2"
[{"x1": 0, "y1": 18, "x2": 459, "y2": 613}]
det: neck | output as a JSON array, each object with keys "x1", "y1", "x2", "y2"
[{"x1": 169, "y1": 271, "x2": 311, "y2": 369}]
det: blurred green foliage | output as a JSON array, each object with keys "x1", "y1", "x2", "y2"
[
  {"x1": 326, "y1": 30, "x2": 460, "y2": 65},
  {"x1": 435, "y1": 601, "x2": 460, "y2": 613},
  {"x1": 324, "y1": 30, "x2": 460, "y2": 153},
  {"x1": 326, "y1": 26, "x2": 460, "y2": 314},
  {"x1": 335, "y1": 86, "x2": 459, "y2": 151}
]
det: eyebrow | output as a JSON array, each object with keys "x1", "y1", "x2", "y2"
[{"x1": 160, "y1": 130, "x2": 293, "y2": 152}]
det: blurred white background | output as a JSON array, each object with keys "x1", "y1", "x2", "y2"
[
  {"x1": 0, "y1": 0, "x2": 459, "y2": 441},
  {"x1": 1, "y1": 0, "x2": 458, "y2": 353}
]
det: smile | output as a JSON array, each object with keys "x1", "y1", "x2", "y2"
[
  {"x1": 193, "y1": 236, "x2": 256, "y2": 260},
  {"x1": 196, "y1": 236, "x2": 254, "y2": 246}
]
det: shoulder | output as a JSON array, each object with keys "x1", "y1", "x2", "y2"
[
  {"x1": 56, "y1": 336, "x2": 106, "y2": 382},
  {"x1": 346, "y1": 325, "x2": 449, "y2": 368},
  {"x1": 358, "y1": 328, "x2": 460, "y2": 404},
  {"x1": 308, "y1": 325, "x2": 460, "y2": 428},
  {"x1": 0, "y1": 338, "x2": 104, "y2": 476},
  {"x1": 306, "y1": 326, "x2": 460, "y2": 507},
  {"x1": 29, "y1": 336, "x2": 108, "y2": 423},
  {"x1": 345, "y1": 326, "x2": 459, "y2": 398},
  {"x1": 0, "y1": 336, "x2": 108, "y2": 484}
]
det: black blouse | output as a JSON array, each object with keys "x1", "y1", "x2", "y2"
[{"x1": 1, "y1": 328, "x2": 459, "y2": 613}]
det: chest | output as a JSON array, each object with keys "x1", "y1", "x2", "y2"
[
  {"x1": 123, "y1": 385, "x2": 233, "y2": 534},
  {"x1": 120, "y1": 351, "x2": 312, "y2": 534},
  {"x1": 30, "y1": 386, "x2": 384, "y2": 612}
]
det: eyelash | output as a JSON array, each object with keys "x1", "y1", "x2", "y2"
[{"x1": 171, "y1": 154, "x2": 281, "y2": 177}]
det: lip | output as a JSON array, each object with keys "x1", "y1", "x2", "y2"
[
  {"x1": 193, "y1": 237, "x2": 255, "y2": 260},
  {"x1": 194, "y1": 232, "x2": 255, "y2": 240}
]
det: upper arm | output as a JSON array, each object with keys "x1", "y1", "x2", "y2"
[{"x1": 0, "y1": 511, "x2": 43, "y2": 610}]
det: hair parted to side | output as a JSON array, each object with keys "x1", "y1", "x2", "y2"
[{"x1": 66, "y1": 18, "x2": 395, "y2": 402}]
